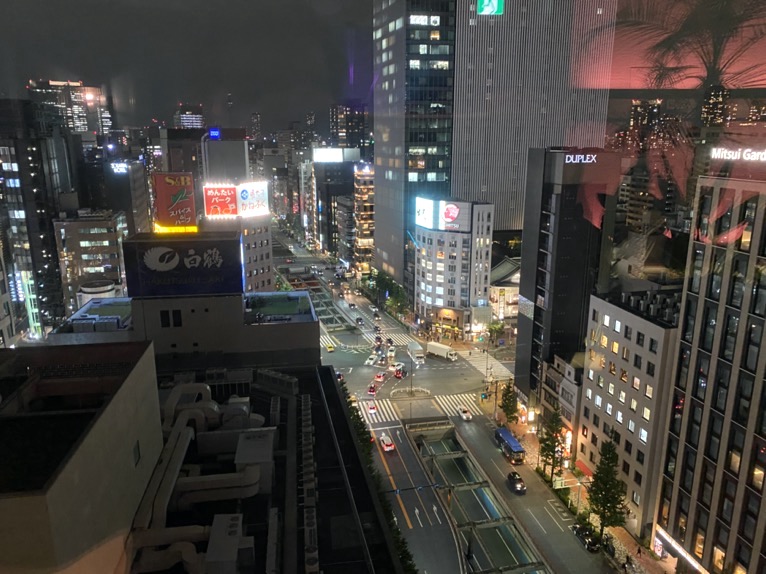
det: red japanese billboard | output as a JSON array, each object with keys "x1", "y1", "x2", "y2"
[
  {"x1": 151, "y1": 172, "x2": 197, "y2": 228},
  {"x1": 203, "y1": 184, "x2": 238, "y2": 217}
]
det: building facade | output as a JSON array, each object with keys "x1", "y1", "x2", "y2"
[
  {"x1": 54, "y1": 209, "x2": 128, "y2": 316},
  {"x1": 353, "y1": 164, "x2": 375, "y2": 275},
  {"x1": 655, "y1": 166, "x2": 766, "y2": 573},
  {"x1": 372, "y1": 0, "x2": 456, "y2": 289},
  {"x1": 579, "y1": 291, "x2": 680, "y2": 539},
  {"x1": 329, "y1": 100, "x2": 370, "y2": 159},
  {"x1": 172, "y1": 103, "x2": 206, "y2": 129},
  {"x1": 27, "y1": 79, "x2": 113, "y2": 135},
  {"x1": 413, "y1": 198, "x2": 493, "y2": 338}
]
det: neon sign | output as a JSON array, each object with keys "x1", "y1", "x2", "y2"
[{"x1": 711, "y1": 147, "x2": 766, "y2": 162}]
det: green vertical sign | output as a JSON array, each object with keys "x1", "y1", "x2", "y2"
[{"x1": 478, "y1": 0, "x2": 504, "y2": 15}]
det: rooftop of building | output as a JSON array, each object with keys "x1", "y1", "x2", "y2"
[
  {"x1": 244, "y1": 291, "x2": 316, "y2": 324},
  {"x1": 596, "y1": 288, "x2": 683, "y2": 329},
  {"x1": 0, "y1": 341, "x2": 152, "y2": 494},
  {"x1": 54, "y1": 208, "x2": 124, "y2": 222}
]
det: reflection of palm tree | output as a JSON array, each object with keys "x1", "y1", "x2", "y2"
[{"x1": 614, "y1": 0, "x2": 766, "y2": 89}]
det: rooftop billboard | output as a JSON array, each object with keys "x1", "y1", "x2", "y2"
[
  {"x1": 123, "y1": 233, "x2": 243, "y2": 297},
  {"x1": 203, "y1": 181, "x2": 270, "y2": 219},
  {"x1": 203, "y1": 184, "x2": 238, "y2": 217},
  {"x1": 151, "y1": 172, "x2": 197, "y2": 230},
  {"x1": 415, "y1": 197, "x2": 473, "y2": 232}
]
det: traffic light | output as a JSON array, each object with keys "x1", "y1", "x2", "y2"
[
  {"x1": 481, "y1": 392, "x2": 488, "y2": 400},
  {"x1": 478, "y1": 336, "x2": 485, "y2": 342}
]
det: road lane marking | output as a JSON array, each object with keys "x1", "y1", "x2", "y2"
[
  {"x1": 373, "y1": 431, "x2": 413, "y2": 529},
  {"x1": 414, "y1": 507, "x2": 423, "y2": 527},
  {"x1": 527, "y1": 509, "x2": 547, "y2": 534},
  {"x1": 432, "y1": 504, "x2": 442, "y2": 525},
  {"x1": 544, "y1": 507, "x2": 565, "y2": 531},
  {"x1": 393, "y1": 444, "x2": 433, "y2": 526},
  {"x1": 495, "y1": 529, "x2": 518, "y2": 563},
  {"x1": 491, "y1": 459, "x2": 506, "y2": 477}
]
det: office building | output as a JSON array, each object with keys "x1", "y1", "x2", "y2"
[
  {"x1": 373, "y1": 1, "x2": 616, "y2": 297},
  {"x1": 104, "y1": 159, "x2": 151, "y2": 235},
  {"x1": 413, "y1": 197, "x2": 493, "y2": 339},
  {"x1": 172, "y1": 102, "x2": 205, "y2": 129},
  {"x1": 701, "y1": 85, "x2": 730, "y2": 127},
  {"x1": 306, "y1": 148, "x2": 360, "y2": 254},
  {"x1": 578, "y1": 291, "x2": 681, "y2": 539},
  {"x1": 516, "y1": 148, "x2": 621, "y2": 407},
  {"x1": 372, "y1": 0, "x2": 456, "y2": 289},
  {"x1": 54, "y1": 209, "x2": 128, "y2": 315},
  {"x1": 329, "y1": 100, "x2": 370, "y2": 157},
  {"x1": 489, "y1": 256, "x2": 520, "y2": 328},
  {"x1": 336, "y1": 194, "x2": 355, "y2": 265},
  {"x1": 451, "y1": 1, "x2": 615, "y2": 235},
  {"x1": 249, "y1": 111, "x2": 262, "y2": 141},
  {"x1": 202, "y1": 128, "x2": 250, "y2": 185},
  {"x1": 27, "y1": 79, "x2": 113, "y2": 135},
  {"x1": 353, "y1": 163, "x2": 375, "y2": 275},
  {"x1": 653, "y1": 153, "x2": 766, "y2": 573}
]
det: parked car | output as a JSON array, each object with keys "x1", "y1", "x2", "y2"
[
  {"x1": 374, "y1": 372, "x2": 386, "y2": 383},
  {"x1": 365, "y1": 354, "x2": 377, "y2": 366},
  {"x1": 507, "y1": 471, "x2": 526, "y2": 494},
  {"x1": 457, "y1": 406, "x2": 473, "y2": 421},
  {"x1": 572, "y1": 524, "x2": 601, "y2": 553},
  {"x1": 379, "y1": 434, "x2": 396, "y2": 452}
]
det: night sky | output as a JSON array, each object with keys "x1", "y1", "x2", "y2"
[{"x1": 0, "y1": 0, "x2": 373, "y2": 133}]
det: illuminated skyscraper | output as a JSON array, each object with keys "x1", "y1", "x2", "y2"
[
  {"x1": 27, "y1": 79, "x2": 113, "y2": 135},
  {"x1": 329, "y1": 100, "x2": 369, "y2": 155},
  {"x1": 701, "y1": 85, "x2": 730, "y2": 127},
  {"x1": 249, "y1": 112, "x2": 262, "y2": 141},
  {"x1": 172, "y1": 103, "x2": 205, "y2": 129}
]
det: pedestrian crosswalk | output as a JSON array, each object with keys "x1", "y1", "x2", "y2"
[
  {"x1": 356, "y1": 399, "x2": 399, "y2": 425},
  {"x1": 361, "y1": 332, "x2": 416, "y2": 347},
  {"x1": 434, "y1": 393, "x2": 481, "y2": 417},
  {"x1": 320, "y1": 335, "x2": 337, "y2": 349},
  {"x1": 457, "y1": 350, "x2": 513, "y2": 380}
]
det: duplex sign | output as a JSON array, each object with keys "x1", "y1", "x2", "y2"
[{"x1": 565, "y1": 154, "x2": 597, "y2": 164}]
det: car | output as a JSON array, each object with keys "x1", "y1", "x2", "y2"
[
  {"x1": 457, "y1": 406, "x2": 473, "y2": 421},
  {"x1": 336, "y1": 371, "x2": 344, "y2": 382},
  {"x1": 572, "y1": 524, "x2": 601, "y2": 553},
  {"x1": 367, "y1": 402, "x2": 378, "y2": 415},
  {"x1": 374, "y1": 325, "x2": 382, "y2": 334},
  {"x1": 394, "y1": 367, "x2": 408, "y2": 379},
  {"x1": 365, "y1": 354, "x2": 377, "y2": 366},
  {"x1": 374, "y1": 372, "x2": 386, "y2": 383},
  {"x1": 356, "y1": 317, "x2": 365, "y2": 326},
  {"x1": 379, "y1": 434, "x2": 396, "y2": 452},
  {"x1": 375, "y1": 335, "x2": 382, "y2": 343},
  {"x1": 507, "y1": 471, "x2": 526, "y2": 494},
  {"x1": 370, "y1": 305, "x2": 378, "y2": 312},
  {"x1": 386, "y1": 337, "x2": 394, "y2": 346},
  {"x1": 367, "y1": 384, "x2": 377, "y2": 396},
  {"x1": 387, "y1": 347, "x2": 396, "y2": 360},
  {"x1": 390, "y1": 361, "x2": 405, "y2": 372},
  {"x1": 348, "y1": 302, "x2": 356, "y2": 309},
  {"x1": 338, "y1": 291, "x2": 344, "y2": 298},
  {"x1": 354, "y1": 289, "x2": 362, "y2": 296},
  {"x1": 377, "y1": 356, "x2": 387, "y2": 366},
  {"x1": 326, "y1": 344, "x2": 335, "y2": 352},
  {"x1": 373, "y1": 312, "x2": 381, "y2": 321},
  {"x1": 285, "y1": 258, "x2": 294, "y2": 263}
]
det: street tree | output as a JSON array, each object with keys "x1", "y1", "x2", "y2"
[
  {"x1": 500, "y1": 382, "x2": 519, "y2": 424},
  {"x1": 589, "y1": 439, "x2": 627, "y2": 539},
  {"x1": 538, "y1": 405, "x2": 565, "y2": 481},
  {"x1": 487, "y1": 320, "x2": 505, "y2": 342}
]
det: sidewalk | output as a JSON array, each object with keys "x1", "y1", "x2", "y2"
[{"x1": 479, "y1": 402, "x2": 676, "y2": 574}]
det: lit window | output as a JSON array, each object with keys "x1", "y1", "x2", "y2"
[
  {"x1": 639, "y1": 428, "x2": 648, "y2": 444},
  {"x1": 595, "y1": 395, "x2": 603, "y2": 408},
  {"x1": 409, "y1": 59, "x2": 421, "y2": 70},
  {"x1": 628, "y1": 419, "x2": 636, "y2": 432},
  {"x1": 608, "y1": 382, "x2": 615, "y2": 396},
  {"x1": 645, "y1": 385, "x2": 654, "y2": 399},
  {"x1": 632, "y1": 376, "x2": 641, "y2": 391},
  {"x1": 614, "y1": 319, "x2": 622, "y2": 333},
  {"x1": 619, "y1": 391, "x2": 626, "y2": 404},
  {"x1": 642, "y1": 407, "x2": 651, "y2": 421},
  {"x1": 586, "y1": 388, "x2": 592, "y2": 400},
  {"x1": 611, "y1": 341, "x2": 619, "y2": 354},
  {"x1": 600, "y1": 335, "x2": 608, "y2": 348},
  {"x1": 630, "y1": 399, "x2": 638, "y2": 412},
  {"x1": 616, "y1": 411, "x2": 624, "y2": 424},
  {"x1": 603, "y1": 314, "x2": 610, "y2": 327},
  {"x1": 606, "y1": 403, "x2": 613, "y2": 415},
  {"x1": 588, "y1": 369, "x2": 594, "y2": 380}
]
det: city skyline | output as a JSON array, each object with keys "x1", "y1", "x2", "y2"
[{"x1": 0, "y1": 0, "x2": 373, "y2": 131}]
